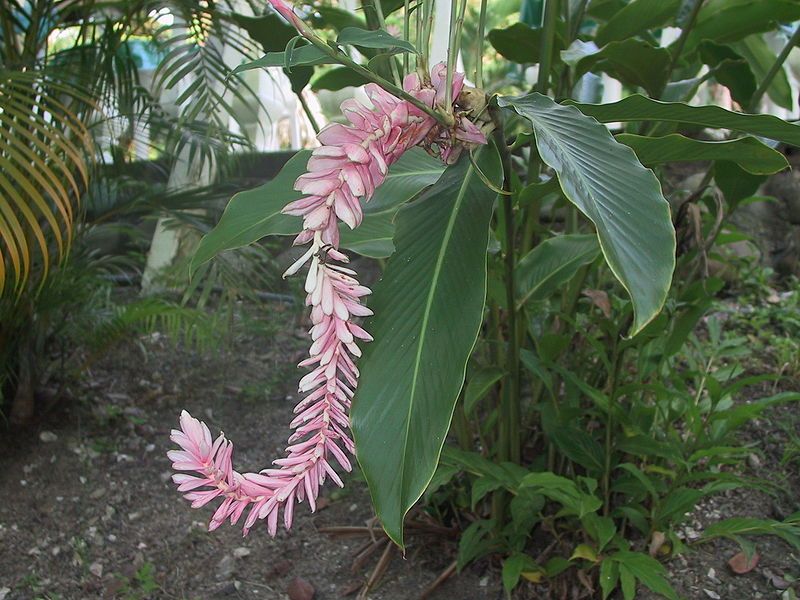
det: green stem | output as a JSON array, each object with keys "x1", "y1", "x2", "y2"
[
  {"x1": 298, "y1": 91, "x2": 320, "y2": 134},
  {"x1": 301, "y1": 33, "x2": 450, "y2": 125},
  {"x1": 748, "y1": 24, "x2": 800, "y2": 112},
  {"x1": 404, "y1": 0, "x2": 411, "y2": 75},
  {"x1": 602, "y1": 318, "x2": 629, "y2": 516},
  {"x1": 659, "y1": 0, "x2": 705, "y2": 98},
  {"x1": 445, "y1": 0, "x2": 467, "y2": 108},
  {"x1": 568, "y1": 0, "x2": 589, "y2": 42},
  {"x1": 475, "y1": 0, "x2": 488, "y2": 89},
  {"x1": 536, "y1": 0, "x2": 560, "y2": 94},
  {"x1": 495, "y1": 126, "x2": 521, "y2": 464}
]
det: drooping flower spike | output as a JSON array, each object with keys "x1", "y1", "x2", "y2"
[{"x1": 168, "y1": 1, "x2": 489, "y2": 537}]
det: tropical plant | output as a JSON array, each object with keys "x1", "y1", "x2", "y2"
[
  {"x1": 154, "y1": 0, "x2": 800, "y2": 596},
  {"x1": 0, "y1": 0, "x2": 274, "y2": 423}
]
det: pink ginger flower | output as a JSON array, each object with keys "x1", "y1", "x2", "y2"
[{"x1": 169, "y1": 6, "x2": 489, "y2": 536}]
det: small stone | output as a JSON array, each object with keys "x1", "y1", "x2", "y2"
[
  {"x1": 233, "y1": 547, "x2": 251, "y2": 558},
  {"x1": 348, "y1": 503, "x2": 358, "y2": 512},
  {"x1": 707, "y1": 568, "x2": 721, "y2": 584},
  {"x1": 89, "y1": 488, "x2": 106, "y2": 500},
  {"x1": 145, "y1": 444, "x2": 156, "y2": 453},
  {"x1": 90, "y1": 562, "x2": 103, "y2": 578},
  {"x1": 51, "y1": 546, "x2": 61, "y2": 556},
  {"x1": 108, "y1": 535, "x2": 117, "y2": 542},
  {"x1": 39, "y1": 431, "x2": 58, "y2": 443},
  {"x1": 216, "y1": 555, "x2": 236, "y2": 581},
  {"x1": 128, "y1": 512, "x2": 141, "y2": 522},
  {"x1": 703, "y1": 590, "x2": 720, "y2": 600},
  {"x1": 0, "y1": 587, "x2": 10, "y2": 600},
  {"x1": 160, "y1": 470, "x2": 173, "y2": 483},
  {"x1": 79, "y1": 476, "x2": 87, "y2": 485},
  {"x1": 747, "y1": 454, "x2": 762, "y2": 469},
  {"x1": 287, "y1": 577, "x2": 315, "y2": 600}
]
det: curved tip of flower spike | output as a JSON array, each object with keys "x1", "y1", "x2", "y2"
[{"x1": 266, "y1": 0, "x2": 306, "y2": 31}]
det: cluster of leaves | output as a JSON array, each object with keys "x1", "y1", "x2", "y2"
[{"x1": 182, "y1": 0, "x2": 800, "y2": 597}]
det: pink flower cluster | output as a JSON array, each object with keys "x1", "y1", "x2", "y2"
[{"x1": 168, "y1": 4, "x2": 488, "y2": 537}]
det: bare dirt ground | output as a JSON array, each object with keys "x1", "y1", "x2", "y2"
[
  {"x1": 1, "y1": 300, "x2": 799, "y2": 600},
  {"x1": 0, "y1": 305, "x2": 497, "y2": 600}
]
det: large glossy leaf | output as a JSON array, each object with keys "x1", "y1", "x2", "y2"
[
  {"x1": 351, "y1": 146, "x2": 502, "y2": 547},
  {"x1": 515, "y1": 234, "x2": 600, "y2": 309},
  {"x1": 618, "y1": 134, "x2": 789, "y2": 175},
  {"x1": 572, "y1": 94, "x2": 800, "y2": 147},
  {"x1": 595, "y1": 0, "x2": 680, "y2": 46},
  {"x1": 190, "y1": 149, "x2": 444, "y2": 273},
  {"x1": 563, "y1": 39, "x2": 670, "y2": 97},
  {"x1": 499, "y1": 93, "x2": 675, "y2": 335},
  {"x1": 685, "y1": 0, "x2": 800, "y2": 54},
  {"x1": 487, "y1": 22, "x2": 564, "y2": 64}
]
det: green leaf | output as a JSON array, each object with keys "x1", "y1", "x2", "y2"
[
  {"x1": 655, "y1": 487, "x2": 704, "y2": 528},
  {"x1": 336, "y1": 27, "x2": 417, "y2": 53},
  {"x1": 351, "y1": 147, "x2": 502, "y2": 547},
  {"x1": 571, "y1": 93, "x2": 800, "y2": 147},
  {"x1": 232, "y1": 45, "x2": 335, "y2": 74},
  {"x1": 583, "y1": 513, "x2": 617, "y2": 551},
  {"x1": 458, "y1": 519, "x2": 499, "y2": 570},
  {"x1": 595, "y1": 0, "x2": 681, "y2": 46},
  {"x1": 549, "y1": 426, "x2": 605, "y2": 474},
  {"x1": 564, "y1": 39, "x2": 671, "y2": 97},
  {"x1": 499, "y1": 93, "x2": 676, "y2": 335},
  {"x1": 311, "y1": 66, "x2": 371, "y2": 91},
  {"x1": 310, "y1": 5, "x2": 366, "y2": 31},
  {"x1": 714, "y1": 161, "x2": 767, "y2": 205},
  {"x1": 503, "y1": 554, "x2": 541, "y2": 593},
  {"x1": 464, "y1": 366, "x2": 505, "y2": 415},
  {"x1": 515, "y1": 234, "x2": 600, "y2": 309},
  {"x1": 191, "y1": 151, "x2": 308, "y2": 274},
  {"x1": 618, "y1": 134, "x2": 789, "y2": 175},
  {"x1": 487, "y1": 22, "x2": 564, "y2": 64},
  {"x1": 611, "y1": 551, "x2": 678, "y2": 600},
  {"x1": 699, "y1": 41, "x2": 758, "y2": 107},
  {"x1": 732, "y1": 35, "x2": 793, "y2": 110},
  {"x1": 599, "y1": 559, "x2": 620, "y2": 600},
  {"x1": 231, "y1": 12, "x2": 297, "y2": 52},
  {"x1": 685, "y1": 0, "x2": 800, "y2": 53},
  {"x1": 190, "y1": 149, "x2": 443, "y2": 273},
  {"x1": 520, "y1": 472, "x2": 602, "y2": 517},
  {"x1": 619, "y1": 564, "x2": 636, "y2": 600}
]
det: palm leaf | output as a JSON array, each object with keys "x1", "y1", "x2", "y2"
[{"x1": 0, "y1": 70, "x2": 94, "y2": 296}]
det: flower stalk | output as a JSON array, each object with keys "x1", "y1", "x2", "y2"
[{"x1": 168, "y1": 0, "x2": 490, "y2": 535}]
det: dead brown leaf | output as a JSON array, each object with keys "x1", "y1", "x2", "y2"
[{"x1": 728, "y1": 551, "x2": 760, "y2": 575}]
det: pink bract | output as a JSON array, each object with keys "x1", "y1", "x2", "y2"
[{"x1": 169, "y1": 12, "x2": 488, "y2": 535}]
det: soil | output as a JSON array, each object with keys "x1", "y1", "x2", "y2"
[
  {"x1": 1, "y1": 297, "x2": 799, "y2": 600},
  {"x1": 0, "y1": 305, "x2": 497, "y2": 600}
]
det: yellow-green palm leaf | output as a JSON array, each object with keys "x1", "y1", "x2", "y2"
[{"x1": 0, "y1": 70, "x2": 94, "y2": 296}]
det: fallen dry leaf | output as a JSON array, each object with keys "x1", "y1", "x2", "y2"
[
  {"x1": 582, "y1": 289, "x2": 612, "y2": 318},
  {"x1": 288, "y1": 577, "x2": 316, "y2": 600},
  {"x1": 649, "y1": 531, "x2": 667, "y2": 557},
  {"x1": 728, "y1": 551, "x2": 759, "y2": 575}
]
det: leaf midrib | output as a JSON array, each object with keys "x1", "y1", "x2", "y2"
[{"x1": 398, "y1": 160, "x2": 478, "y2": 512}]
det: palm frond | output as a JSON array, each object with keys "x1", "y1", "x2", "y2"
[
  {"x1": 0, "y1": 69, "x2": 96, "y2": 296},
  {"x1": 151, "y1": 0, "x2": 262, "y2": 163}
]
